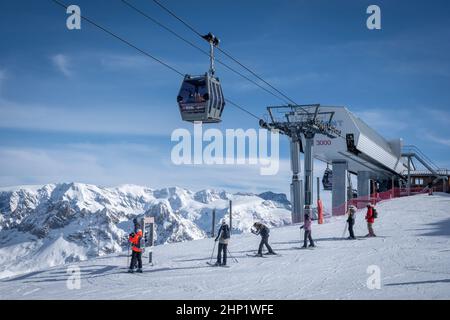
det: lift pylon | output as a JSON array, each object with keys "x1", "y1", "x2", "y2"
[{"x1": 260, "y1": 104, "x2": 341, "y2": 223}]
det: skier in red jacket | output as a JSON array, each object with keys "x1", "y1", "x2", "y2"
[
  {"x1": 128, "y1": 229, "x2": 143, "y2": 273},
  {"x1": 365, "y1": 204, "x2": 376, "y2": 237}
]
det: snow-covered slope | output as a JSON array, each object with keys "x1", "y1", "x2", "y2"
[
  {"x1": 0, "y1": 193, "x2": 449, "y2": 299},
  {"x1": 0, "y1": 183, "x2": 291, "y2": 279}
]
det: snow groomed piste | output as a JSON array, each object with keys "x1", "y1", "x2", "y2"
[{"x1": 1, "y1": 193, "x2": 450, "y2": 299}]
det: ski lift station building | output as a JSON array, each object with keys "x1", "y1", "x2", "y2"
[{"x1": 300, "y1": 106, "x2": 407, "y2": 214}]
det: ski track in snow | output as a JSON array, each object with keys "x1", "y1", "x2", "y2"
[{"x1": 0, "y1": 193, "x2": 450, "y2": 299}]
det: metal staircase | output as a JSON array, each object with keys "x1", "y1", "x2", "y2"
[{"x1": 402, "y1": 145, "x2": 448, "y2": 193}]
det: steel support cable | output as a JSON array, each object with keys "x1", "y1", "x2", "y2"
[
  {"x1": 51, "y1": 0, "x2": 184, "y2": 77},
  {"x1": 151, "y1": 0, "x2": 309, "y2": 114},
  {"x1": 50, "y1": 0, "x2": 262, "y2": 121},
  {"x1": 122, "y1": 0, "x2": 294, "y2": 106}
]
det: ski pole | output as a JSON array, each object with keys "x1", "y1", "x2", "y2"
[
  {"x1": 209, "y1": 241, "x2": 217, "y2": 264},
  {"x1": 126, "y1": 241, "x2": 130, "y2": 268},
  {"x1": 341, "y1": 221, "x2": 348, "y2": 238},
  {"x1": 227, "y1": 247, "x2": 238, "y2": 263}
]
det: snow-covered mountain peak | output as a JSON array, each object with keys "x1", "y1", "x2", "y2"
[
  {"x1": 0, "y1": 183, "x2": 291, "y2": 279},
  {"x1": 194, "y1": 189, "x2": 229, "y2": 204}
]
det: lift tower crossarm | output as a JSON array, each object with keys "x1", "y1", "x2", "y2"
[{"x1": 260, "y1": 104, "x2": 341, "y2": 223}]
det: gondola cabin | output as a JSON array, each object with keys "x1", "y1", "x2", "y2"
[
  {"x1": 177, "y1": 74, "x2": 225, "y2": 123},
  {"x1": 322, "y1": 167, "x2": 333, "y2": 191}
]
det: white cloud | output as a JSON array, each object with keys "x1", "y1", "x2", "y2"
[
  {"x1": 429, "y1": 108, "x2": 450, "y2": 125},
  {"x1": 0, "y1": 143, "x2": 290, "y2": 193},
  {"x1": 0, "y1": 98, "x2": 181, "y2": 136},
  {"x1": 424, "y1": 133, "x2": 450, "y2": 148},
  {"x1": 97, "y1": 52, "x2": 204, "y2": 76},
  {"x1": 99, "y1": 54, "x2": 157, "y2": 70},
  {"x1": 384, "y1": 60, "x2": 450, "y2": 78},
  {"x1": 354, "y1": 106, "x2": 450, "y2": 146},
  {"x1": 51, "y1": 54, "x2": 72, "y2": 77},
  {"x1": 0, "y1": 140, "x2": 335, "y2": 203},
  {"x1": 265, "y1": 72, "x2": 331, "y2": 88},
  {"x1": 354, "y1": 109, "x2": 409, "y2": 135},
  {"x1": 0, "y1": 69, "x2": 5, "y2": 94}
]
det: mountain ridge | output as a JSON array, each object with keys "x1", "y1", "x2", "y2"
[{"x1": 0, "y1": 182, "x2": 291, "y2": 279}]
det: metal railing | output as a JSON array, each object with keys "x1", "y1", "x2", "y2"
[
  {"x1": 402, "y1": 169, "x2": 450, "y2": 176},
  {"x1": 403, "y1": 145, "x2": 444, "y2": 172}
]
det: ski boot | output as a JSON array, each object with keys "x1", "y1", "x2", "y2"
[
  {"x1": 136, "y1": 268, "x2": 143, "y2": 273},
  {"x1": 127, "y1": 268, "x2": 134, "y2": 273},
  {"x1": 266, "y1": 251, "x2": 277, "y2": 255}
]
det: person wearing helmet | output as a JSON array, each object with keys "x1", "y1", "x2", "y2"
[
  {"x1": 214, "y1": 220, "x2": 230, "y2": 266},
  {"x1": 128, "y1": 228, "x2": 143, "y2": 273},
  {"x1": 365, "y1": 203, "x2": 376, "y2": 237},
  {"x1": 132, "y1": 218, "x2": 141, "y2": 233},
  {"x1": 251, "y1": 222, "x2": 276, "y2": 256}
]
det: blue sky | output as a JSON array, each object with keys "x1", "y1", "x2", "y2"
[{"x1": 0, "y1": 0, "x2": 450, "y2": 194}]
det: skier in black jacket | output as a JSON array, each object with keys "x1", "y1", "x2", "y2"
[
  {"x1": 251, "y1": 222, "x2": 276, "y2": 256},
  {"x1": 346, "y1": 205, "x2": 357, "y2": 239},
  {"x1": 214, "y1": 220, "x2": 230, "y2": 266}
]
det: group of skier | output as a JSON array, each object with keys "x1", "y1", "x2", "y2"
[
  {"x1": 346, "y1": 203, "x2": 377, "y2": 239},
  {"x1": 126, "y1": 203, "x2": 378, "y2": 272},
  {"x1": 212, "y1": 220, "x2": 276, "y2": 267}
]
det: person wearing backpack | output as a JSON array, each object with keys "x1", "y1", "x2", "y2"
[
  {"x1": 214, "y1": 220, "x2": 230, "y2": 266},
  {"x1": 251, "y1": 222, "x2": 276, "y2": 256},
  {"x1": 365, "y1": 203, "x2": 377, "y2": 237},
  {"x1": 128, "y1": 228, "x2": 143, "y2": 273},
  {"x1": 346, "y1": 205, "x2": 357, "y2": 239}
]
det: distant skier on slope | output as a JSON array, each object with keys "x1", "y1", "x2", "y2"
[
  {"x1": 301, "y1": 212, "x2": 315, "y2": 248},
  {"x1": 214, "y1": 220, "x2": 230, "y2": 266},
  {"x1": 128, "y1": 228, "x2": 143, "y2": 273},
  {"x1": 365, "y1": 203, "x2": 376, "y2": 237},
  {"x1": 251, "y1": 222, "x2": 276, "y2": 256},
  {"x1": 346, "y1": 205, "x2": 357, "y2": 240}
]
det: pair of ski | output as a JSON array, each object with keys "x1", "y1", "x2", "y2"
[
  {"x1": 206, "y1": 262, "x2": 231, "y2": 268},
  {"x1": 246, "y1": 252, "x2": 282, "y2": 258},
  {"x1": 296, "y1": 246, "x2": 317, "y2": 250},
  {"x1": 125, "y1": 268, "x2": 144, "y2": 274},
  {"x1": 346, "y1": 237, "x2": 366, "y2": 241}
]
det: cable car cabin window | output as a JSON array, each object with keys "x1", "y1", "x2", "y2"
[
  {"x1": 178, "y1": 78, "x2": 208, "y2": 114},
  {"x1": 218, "y1": 83, "x2": 225, "y2": 114},
  {"x1": 208, "y1": 81, "x2": 215, "y2": 114},
  {"x1": 322, "y1": 168, "x2": 333, "y2": 191},
  {"x1": 212, "y1": 82, "x2": 219, "y2": 110},
  {"x1": 216, "y1": 82, "x2": 222, "y2": 108}
]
